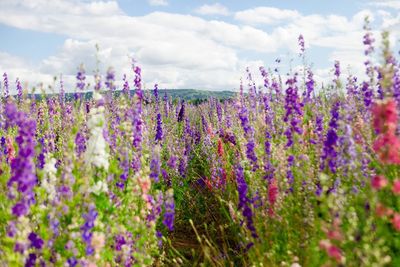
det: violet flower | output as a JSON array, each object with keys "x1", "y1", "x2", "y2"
[
  {"x1": 320, "y1": 101, "x2": 340, "y2": 173},
  {"x1": 163, "y1": 189, "x2": 175, "y2": 231},
  {"x1": 235, "y1": 163, "x2": 257, "y2": 238},
  {"x1": 5, "y1": 103, "x2": 37, "y2": 217},
  {"x1": 76, "y1": 64, "x2": 86, "y2": 91},
  {"x1": 177, "y1": 100, "x2": 185, "y2": 123},
  {"x1": 80, "y1": 204, "x2": 98, "y2": 255},
  {"x1": 105, "y1": 67, "x2": 116, "y2": 91},
  {"x1": 122, "y1": 74, "x2": 130, "y2": 96},
  {"x1": 3, "y1": 72, "x2": 9, "y2": 99}
]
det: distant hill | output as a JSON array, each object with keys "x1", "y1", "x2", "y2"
[
  {"x1": 31, "y1": 89, "x2": 238, "y2": 102},
  {"x1": 149, "y1": 89, "x2": 237, "y2": 101}
]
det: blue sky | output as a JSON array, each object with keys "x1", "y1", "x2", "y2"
[{"x1": 0, "y1": 0, "x2": 399, "y2": 92}]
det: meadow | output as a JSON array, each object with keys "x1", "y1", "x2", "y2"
[{"x1": 0, "y1": 23, "x2": 399, "y2": 267}]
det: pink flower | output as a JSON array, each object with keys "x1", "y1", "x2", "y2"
[
  {"x1": 373, "y1": 133, "x2": 400, "y2": 165},
  {"x1": 319, "y1": 240, "x2": 344, "y2": 263},
  {"x1": 392, "y1": 179, "x2": 400, "y2": 195},
  {"x1": 327, "y1": 245, "x2": 343, "y2": 263},
  {"x1": 327, "y1": 230, "x2": 343, "y2": 241},
  {"x1": 392, "y1": 213, "x2": 400, "y2": 232},
  {"x1": 371, "y1": 175, "x2": 388, "y2": 190},
  {"x1": 372, "y1": 99, "x2": 398, "y2": 133},
  {"x1": 217, "y1": 138, "x2": 224, "y2": 157},
  {"x1": 268, "y1": 179, "x2": 279, "y2": 216},
  {"x1": 376, "y1": 203, "x2": 389, "y2": 217},
  {"x1": 6, "y1": 136, "x2": 15, "y2": 163}
]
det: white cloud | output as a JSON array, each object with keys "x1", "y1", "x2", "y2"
[
  {"x1": 235, "y1": 7, "x2": 301, "y2": 25},
  {"x1": 369, "y1": 0, "x2": 400, "y2": 9},
  {"x1": 195, "y1": 3, "x2": 230, "y2": 16},
  {"x1": 0, "y1": 0, "x2": 395, "y2": 92},
  {"x1": 148, "y1": 0, "x2": 168, "y2": 7}
]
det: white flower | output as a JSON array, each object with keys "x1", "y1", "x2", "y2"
[
  {"x1": 42, "y1": 155, "x2": 57, "y2": 201},
  {"x1": 85, "y1": 92, "x2": 110, "y2": 170},
  {"x1": 89, "y1": 180, "x2": 109, "y2": 195}
]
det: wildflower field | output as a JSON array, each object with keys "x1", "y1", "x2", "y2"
[{"x1": 1, "y1": 24, "x2": 400, "y2": 267}]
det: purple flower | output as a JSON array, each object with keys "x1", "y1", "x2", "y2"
[
  {"x1": 5, "y1": 103, "x2": 37, "y2": 217},
  {"x1": 177, "y1": 100, "x2": 185, "y2": 122},
  {"x1": 122, "y1": 74, "x2": 130, "y2": 96},
  {"x1": 298, "y1": 34, "x2": 305, "y2": 55},
  {"x1": 25, "y1": 253, "x2": 37, "y2": 267},
  {"x1": 150, "y1": 147, "x2": 161, "y2": 183},
  {"x1": 246, "y1": 141, "x2": 259, "y2": 170},
  {"x1": 16, "y1": 78, "x2": 22, "y2": 101},
  {"x1": 361, "y1": 81, "x2": 373, "y2": 109},
  {"x1": 3, "y1": 72, "x2": 9, "y2": 98},
  {"x1": 303, "y1": 69, "x2": 314, "y2": 104},
  {"x1": 235, "y1": 163, "x2": 257, "y2": 238},
  {"x1": 28, "y1": 232, "x2": 44, "y2": 249},
  {"x1": 80, "y1": 204, "x2": 97, "y2": 255},
  {"x1": 284, "y1": 75, "x2": 302, "y2": 147},
  {"x1": 67, "y1": 257, "x2": 78, "y2": 267},
  {"x1": 260, "y1": 66, "x2": 269, "y2": 90},
  {"x1": 76, "y1": 64, "x2": 86, "y2": 91},
  {"x1": 320, "y1": 101, "x2": 340, "y2": 173},
  {"x1": 105, "y1": 67, "x2": 116, "y2": 91},
  {"x1": 334, "y1": 60, "x2": 341, "y2": 82},
  {"x1": 153, "y1": 83, "x2": 159, "y2": 102},
  {"x1": 75, "y1": 131, "x2": 86, "y2": 156},
  {"x1": 155, "y1": 113, "x2": 163, "y2": 142},
  {"x1": 163, "y1": 91, "x2": 169, "y2": 117},
  {"x1": 363, "y1": 17, "x2": 375, "y2": 56},
  {"x1": 163, "y1": 189, "x2": 175, "y2": 231},
  {"x1": 114, "y1": 234, "x2": 126, "y2": 251}
]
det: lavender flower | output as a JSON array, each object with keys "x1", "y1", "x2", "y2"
[
  {"x1": 177, "y1": 100, "x2": 185, "y2": 122},
  {"x1": 155, "y1": 113, "x2": 163, "y2": 142},
  {"x1": 163, "y1": 189, "x2": 175, "y2": 231},
  {"x1": 105, "y1": 67, "x2": 116, "y2": 91},
  {"x1": 28, "y1": 232, "x2": 44, "y2": 249},
  {"x1": 132, "y1": 60, "x2": 144, "y2": 172},
  {"x1": 16, "y1": 78, "x2": 22, "y2": 101},
  {"x1": 59, "y1": 75, "x2": 65, "y2": 106},
  {"x1": 333, "y1": 60, "x2": 341, "y2": 86},
  {"x1": 3, "y1": 72, "x2": 9, "y2": 99},
  {"x1": 150, "y1": 146, "x2": 161, "y2": 183},
  {"x1": 81, "y1": 204, "x2": 98, "y2": 255},
  {"x1": 238, "y1": 105, "x2": 258, "y2": 170},
  {"x1": 303, "y1": 69, "x2": 314, "y2": 104},
  {"x1": 320, "y1": 101, "x2": 340, "y2": 173},
  {"x1": 235, "y1": 163, "x2": 257, "y2": 238},
  {"x1": 363, "y1": 17, "x2": 375, "y2": 56},
  {"x1": 76, "y1": 64, "x2": 86, "y2": 91},
  {"x1": 298, "y1": 34, "x2": 305, "y2": 55},
  {"x1": 5, "y1": 103, "x2": 37, "y2": 217},
  {"x1": 163, "y1": 90, "x2": 169, "y2": 117},
  {"x1": 122, "y1": 74, "x2": 130, "y2": 96}
]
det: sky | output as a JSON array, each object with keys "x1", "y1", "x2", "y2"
[{"x1": 0, "y1": 0, "x2": 399, "y2": 92}]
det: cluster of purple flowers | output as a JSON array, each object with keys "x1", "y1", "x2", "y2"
[
  {"x1": 320, "y1": 101, "x2": 341, "y2": 174},
  {"x1": 283, "y1": 75, "x2": 303, "y2": 147},
  {"x1": 105, "y1": 67, "x2": 116, "y2": 91},
  {"x1": 132, "y1": 61, "x2": 144, "y2": 171},
  {"x1": 235, "y1": 163, "x2": 257, "y2": 238},
  {"x1": 76, "y1": 65, "x2": 86, "y2": 91},
  {"x1": 238, "y1": 104, "x2": 258, "y2": 170},
  {"x1": 163, "y1": 189, "x2": 175, "y2": 231},
  {"x1": 298, "y1": 34, "x2": 305, "y2": 55},
  {"x1": 177, "y1": 100, "x2": 185, "y2": 123},
  {"x1": 154, "y1": 84, "x2": 163, "y2": 142},
  {"x1": 5, "y1": 103, "x2": 37, "y2": 217},
  {"x1": 80, "y1": 204, "x2": 98, "y2": 255},
  {"x1": 3, "y1": 72, "x2": 9, "y2": 98}
]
